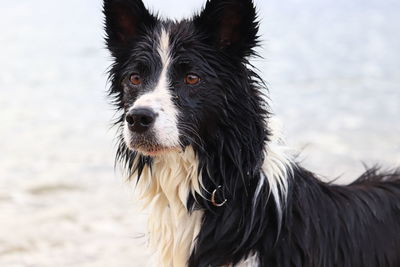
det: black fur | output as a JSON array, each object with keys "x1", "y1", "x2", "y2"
[
  {"x1": 263, "y1": 167, "x2": 400, "y2": 267},
  {"x1": 103, "y1": 0, "x2": 400, "y2": 266}
]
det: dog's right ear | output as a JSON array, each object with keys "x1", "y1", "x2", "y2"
[
  {"x1": 194, "y1": 0, "x2": 259, "y2": 59},
  {"x1": 103, "y1": 0, "x2": 156, "y2": 57}
]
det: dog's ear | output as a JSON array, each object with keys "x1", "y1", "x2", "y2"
[
  {"x1": 103, "y1": 0, "x2": 156, "y2": 57},
  {"x1": 194, "y1": 0, "x2": 259, "y2": 58}
]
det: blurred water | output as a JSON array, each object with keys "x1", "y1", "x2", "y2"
[{"x1": 0, "y1": 0, "x2": 399, "y2": 266}]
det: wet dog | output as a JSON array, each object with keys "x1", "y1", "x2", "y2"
[{"x1": 103, "y1": 0, "x2": 400, "y2": 266}]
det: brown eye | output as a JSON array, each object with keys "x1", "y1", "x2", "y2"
[
  {"x1": 130, "y1": 74, "x2": 141, "y2": 85},
  {"x1": 184, "y1": 73, "x2": 200, "y2": 85}
]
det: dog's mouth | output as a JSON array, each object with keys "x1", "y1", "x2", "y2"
[
  {"x1": 126, "y1": 136, "x2": 180, "y2": 156},
  {"x1": 135, "y1": 145, "x2": 180, "y2": 156}
]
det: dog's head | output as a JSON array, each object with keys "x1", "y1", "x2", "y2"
[{"x1": 104, "y1": 0, "x2": 266, "y2": 160}]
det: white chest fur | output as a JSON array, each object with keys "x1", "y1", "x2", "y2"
[
  {"x1": 131, "y1": 118, "x2": 292, "y2": 267},
  {"x1": 133, "y1": 147, "x2": 203, "y2": 267}
]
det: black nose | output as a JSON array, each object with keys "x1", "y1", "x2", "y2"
[{"x1": 125, "y1": 108, "x2": 156, "y2": 133}]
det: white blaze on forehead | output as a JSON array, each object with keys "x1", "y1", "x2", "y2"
[
  {"x1": 128, "y1": 28, "x2": 180, "y2": 148},
  {"x1": 158, "y1": 28, "x2": 171, "y2": 70}
]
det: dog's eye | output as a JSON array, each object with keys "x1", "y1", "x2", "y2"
[
  {"x1": 130, "y1": 74, "x2": 142, "y2": 86},
  {"x1": 184, "y1": 73, "x2": 200, "y2": 85}
]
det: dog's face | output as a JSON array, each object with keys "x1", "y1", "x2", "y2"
[{"x1": 104, "y1": 0, "x2": 260, "y2": 157}]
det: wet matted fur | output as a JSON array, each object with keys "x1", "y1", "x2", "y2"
[{"x1": 103, "y1": 0, "x2": 400, "y2": 266}]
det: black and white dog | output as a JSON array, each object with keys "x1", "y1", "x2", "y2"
[{"x1": 103, "y1": 0, "x2": 400, "y2": 266}]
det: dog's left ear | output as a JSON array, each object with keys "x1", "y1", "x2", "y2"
[
  {"x1": 103, "y1": 0, "x2": 156, "y2": 57},
  {"x1": 194, "y1": 0, "x2": 259, "y2": 58}
]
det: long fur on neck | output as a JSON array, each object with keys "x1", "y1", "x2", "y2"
[
  {"x1": 130, "y1": 147, "x2": 203, "y2": 267},
  {"x1": 125, "y1": 120, "x2": 295, "y2": 267}
]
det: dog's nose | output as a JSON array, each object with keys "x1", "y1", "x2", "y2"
[{"x1": 125, "y1": 108, "x2": 156, "y2": 133}]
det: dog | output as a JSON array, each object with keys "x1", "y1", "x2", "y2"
[{"x1": 103, "y1": 0, "x2": 400, "y2": 266}]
